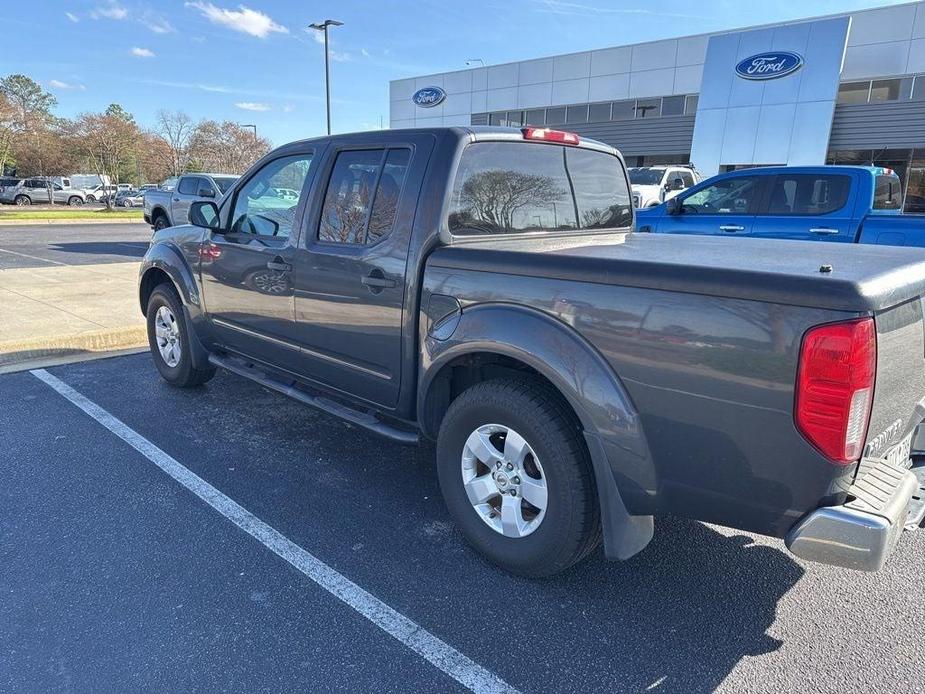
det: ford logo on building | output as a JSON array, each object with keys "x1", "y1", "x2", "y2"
[
  {"x1": 735, "y1": 51, "x2": 803, "y2": 80},
  {"x1": 412, "y1": 86, "x2": 446, "y2": 108}
]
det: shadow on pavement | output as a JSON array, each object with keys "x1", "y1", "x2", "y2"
[{"x1": 47, "y1": 241, "x2": 148, "y2": 258}]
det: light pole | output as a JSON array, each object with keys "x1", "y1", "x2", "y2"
[
  {"x1": 308, "y1": 19, "x2": 343, "y2": 135},
  {"x1": 239, "y1": 123, "x2": 257, "y2": 140}
]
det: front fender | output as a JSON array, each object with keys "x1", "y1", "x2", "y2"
[
  {"x1": 138, "y1": 243, "x2": 202, "y2": 314},
  {"x1": 420, "y1": 303, "x2": 655, "y2": 560}
]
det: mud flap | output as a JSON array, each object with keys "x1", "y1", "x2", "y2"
[{"x1": 584, "y1": 432, "x2": 654, "y2": 560}]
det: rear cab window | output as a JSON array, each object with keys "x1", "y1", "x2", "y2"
[
  {"x1": 874, "y1": 173, "x2": 903, "y2": 211},
  {"x1": 447, "y1": 141, "x2": 632, "y2": 236},
  {"x1": 765, "y1": 174, "x2": 851, "y2": 215}
]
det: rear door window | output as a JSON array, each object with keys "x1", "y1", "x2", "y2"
[
  {"x1": 874, "y1": 173, "x2": 903, "y2": 210},
  {"x1": 447, "y1": 142, "x2": 631, "y2": 235},
  {"x1": 765, "y1": 174, "x2": 850, "y2": 215}
]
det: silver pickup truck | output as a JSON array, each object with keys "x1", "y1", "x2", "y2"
[{"x1": 143, "y1": 173, "x2": 238, "y2": 230}]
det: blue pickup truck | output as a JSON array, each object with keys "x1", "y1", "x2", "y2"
[{"x1": 635, "y1": 165, "x2": 925, "y2": 246}]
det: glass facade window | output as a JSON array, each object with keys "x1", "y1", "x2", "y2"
[
  {"x1": 634, "y1": 98, "x2": 660, "y2": 118},
  {"x1": 566, "y1": 105, "x2": 589, "y2": 124},
  {"x1": 545, "y1": 106, "x2": 566, "y2": 125},
  {"x1": 869, "y1": 79, "x2": 902, "y2": 103},
  {"x1": 611, "y1": 100, "x2": 635, "y2": 120},
  {"x1": 506, "y1": 111, "x2": 525, "y2": 126},
  {"x1": 661, "y1": 95, "x2": 685, "y2": 116},
  {"x1": 525, "y1": 109, "x2": 546, "y2": 125},
  {"x1": 588, "y1": 102, "x2": 611, "y2": 122},
  {"x1": 837, "y1": 82, "x2": 869, "y2": 105},
  {"x1": 489, "y1": 112, "x2": 505, "y2": 126},
  {"x1": 684, "y1": 94, "x2": 699, "y2": 115}
]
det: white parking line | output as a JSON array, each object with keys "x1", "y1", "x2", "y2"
[
  {"x1": 0, "y1": 247, "x2": 67, "y2": 265},
  {"x1": 31, "y1": 368, "x2": 520, "y2": 694}
]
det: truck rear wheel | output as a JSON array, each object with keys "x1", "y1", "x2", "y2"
[
  {"x1": 146, "y1": 283, "x2": 215, "y2": 387},
  {"x1": 14, "y1": 195, "x2": 30, "y2": 206},
  {"x1": 153, "y1": 213, "x2": 169, "y2": 231},
  {"x1": 436, "y1": 378, "x2": 600, "y2": 577}
]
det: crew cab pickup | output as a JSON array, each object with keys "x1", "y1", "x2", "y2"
[
  {"x1": 144, "y1": 172, "x2": 238, "y2": 231},
  {"x1": 636, "y1": 165, "x2": 925, "y2": 246},
  {"x1": 138, "y1": 127, "x2": 925, "y2": 576}
]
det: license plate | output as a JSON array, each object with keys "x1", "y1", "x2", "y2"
[{"x1": 886, "y1": 434, "x2": 913, "y2": 469}]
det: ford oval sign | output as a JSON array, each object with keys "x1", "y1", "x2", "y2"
[
  {"x1": 735, "y1": 51, "x2": 803, "y2": 80},
  {"x1": 412, "y1": 86, "x2": 446, "y2": 108}
]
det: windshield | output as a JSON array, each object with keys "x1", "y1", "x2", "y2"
[
  {"x1": 213, "y1": 177, "x2": 237, "y2": 194},
  {"x1": 447, "y1": 142, "x2": 633, "y2": 235},
  {"x1": 628, "y1": 168, "x2": 666, "y2": 185}
]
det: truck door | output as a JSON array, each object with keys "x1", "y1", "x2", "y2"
[
  {"x1": 289, "y1": 134, "x2": 435, "y2": 409},
  {"x1": 655, "y1": 174, "x2": 765, "y2": 236},
  {"x1": 172, "y1": 176, "x2": 201, "y2": 225},
  {"x1": 200, "y1": 150, "x2": 317, "y2": 374},
  {"x1": 751, "y1": 172, "x2": 858, "y2": 242}
]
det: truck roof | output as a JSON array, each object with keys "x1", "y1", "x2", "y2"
[{"x1": 277, "y1": 126, "x2": 616, "y2": 156}]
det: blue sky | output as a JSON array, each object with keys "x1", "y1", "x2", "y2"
[{"x1": 0, "y1": 0, "x2": 910, "y2": 145}]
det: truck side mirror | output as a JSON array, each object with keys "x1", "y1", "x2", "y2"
[
  {"x1": 671, "y1": 177, "x2": 685, "y2": 190},
  {"x1": 198, "y1": 188, "x2": 216, "y2": 198},
  {"x1": 189, "y1": 201, "x2": 221, "y2": 230},
  {"x1": 666, "y1": 196, "x2": 683, "y2": 215}
]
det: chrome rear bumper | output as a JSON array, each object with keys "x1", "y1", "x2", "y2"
[{"x1": 785, "y1": 457, "x2": 920, "y2": 572}]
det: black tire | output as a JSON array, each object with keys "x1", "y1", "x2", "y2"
[
  {"x1": 146, "y1": 283, "x2": 215, "y2": 387},
  {"x1": 14, "y1": 195, "x2": 30, "y2": 206},
  {"x1": 86, "y1": 195, "x2": 96, "y2": 202},
  {"x1": 436, "y1": 378, "x2": 600, "y2": 577},
  {"x1": 153, "y1": 213, "x2": 169, "y2": 231},
  {"x1": 68, "y1": 196, "x2": 83, "y2": 207}
]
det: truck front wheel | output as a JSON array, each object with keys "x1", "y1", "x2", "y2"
[
  {"x1": 146, "y1": 283, "x2": 215, "y2": 387},
  {"x1": 153, "y1": 212, "x2": 169, "y2": 231},
  {"x1": 436, "y1": 378, "x2": 600, "y2": 577}
]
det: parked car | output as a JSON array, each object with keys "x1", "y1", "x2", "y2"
[
  {"x1": 0, "y1": 178, "x2": 87, "y2": 206},
  {"x1": 138, "y1": 126, "x2": 925, "y2": 577},
  {"x1": 629, "y1": 165, "x2": 702, "y2": 208},
  {"x1": 144, "y1": 173, "x2": 239, "y2": 230},
  {"x1": 636, "y1": 165, "x2": 925, "y2": 245},
  {"x1": 115, "y1": 189, "x2": 145, "y2": 207},
  {"x1": 84, "y1": 184, "x2": 118, "y2": 203}
]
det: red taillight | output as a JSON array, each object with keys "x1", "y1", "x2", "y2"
[
  {"x1": 521, "y1": 127, "x2": 580, "y2": 145},
  {"x1": 795, "y1": 318, "x2": 876, "y2": 464},
  {"x1": 199, "y1": 242, "x2": 221, "y2": 261}
]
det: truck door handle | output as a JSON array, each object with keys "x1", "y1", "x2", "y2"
[
  {"x1": 361, "y1": 270, "x2": 397, "y2": 291},
  {"x1": 173, "y1": 197, "x2": 180, "y2": 202},
  {"x1": 266, "y1": 257, "x2": 292, "y2": 272},
  {"x1": 810, "y1": 227, "x2": 839, "y2": 235},
  {"x1": 719, "y1": 225, "x2": 744, "y2": 232}
]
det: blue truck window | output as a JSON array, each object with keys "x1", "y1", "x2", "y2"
[
  {"x1": 766, "y1": 174, "x2": 850, "y2": 215},
  {"x1": 874, "y1": 174, "x2": 903, "y2": 210}
]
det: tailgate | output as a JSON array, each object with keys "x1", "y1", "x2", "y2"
[{"x1": 864, "y1": 298, "x2": 925, "y2": 467}]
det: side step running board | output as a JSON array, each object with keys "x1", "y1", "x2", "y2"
[{"x1": 209, "y1": 353, "x2": 419, "y2": 445}]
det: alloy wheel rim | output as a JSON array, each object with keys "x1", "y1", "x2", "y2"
[
  {"x1": 154, "y1": 305, "x2": 182, "y2": 367},
  {"x1": 461, "y1": 423, "x2": 548, "y2": 538}
]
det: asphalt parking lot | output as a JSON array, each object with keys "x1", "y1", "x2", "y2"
[
  {"x1": 0, "y1": 222, "x2": 151, "y2": 269},
  {"x1": 2, "y1": 353, "x2": 924, "y2": 693}
]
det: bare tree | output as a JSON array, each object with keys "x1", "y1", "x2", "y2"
[
  {"x1": 1, "y1": 74, "x2": 58, "y2": 201},
  {"x1": 70, "y1": 105, "x2": 142, "y2": 209},
  {"x1": 0, "y1": 93, "x2": 17, "y2": 174},
  {"x1": 155, "y1": 109, "x2": 194, "y2": 176},
  {"x1": 188, "y1": 120, "x2": 271, "y2": 174},
  {"x1": 455, "y1": 169, "x2": 564, "y2": 232}
]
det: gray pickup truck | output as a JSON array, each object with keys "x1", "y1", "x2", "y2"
[
  {"x1": 138, "y1": 126, "x2": 925, "y2": 577},
  {"x1": 143, "y1": 172, "x2": 238, "y2": 230}
]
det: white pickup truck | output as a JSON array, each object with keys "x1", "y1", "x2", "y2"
[
  {"x1": 629, "y1": 165, "x2": 702, "y2": 208},
  {"x1": 143, "y1": 173, "x2": 238, "y2": 230}
]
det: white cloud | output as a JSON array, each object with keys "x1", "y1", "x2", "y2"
[
  {"x1": 186, "y1": 2, "x2": 287, "y2": 38},
  {"x1": 305, "y1": 27, "x2": 351, "y2": 62},
  {"x1": 48, "y1": 80, "x2": 86, "y2": 91},
  {"x1": 91, "y1": 3, "x2": 128, "y2": 20},
  {"x1": 65, "y1": 12, "x2": 80, "y2": 22},
  {"x1": 131, "y1": 47, "x2": 156, "y2": 58},
  {"x1": 282, "y1": 104, "x2": 294, "y2": 113},
  {"x1": 144, "y1": 13, "x2": 175, "y2": 34},
  {"x1": 235, "y1": 101, "x2": 271, "y2": 112},
  {"x1": 361, "y1": 48, "x2": 370, "y2": 58}
]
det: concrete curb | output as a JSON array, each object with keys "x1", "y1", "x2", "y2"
[
  {"x1": 0, "y1": 217, "x2": 146, "y2": 226},
  {"x1": 0, "y1": 325, "x2": 149, "y2": 371}
]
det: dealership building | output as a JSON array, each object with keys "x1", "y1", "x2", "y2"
[{"x1": 390, "y1": 1, "x2": 925, "y2": 212}]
